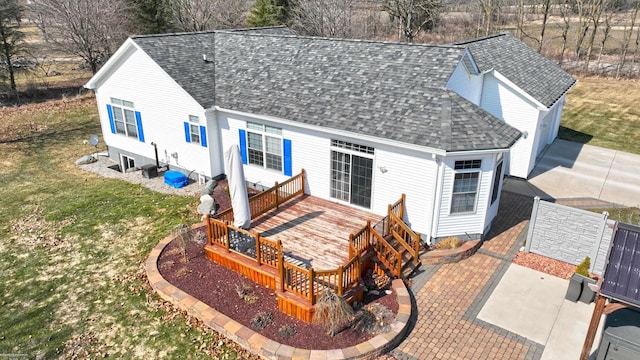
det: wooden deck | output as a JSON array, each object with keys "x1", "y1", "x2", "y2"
[{"x1": 249, "y1": 195, "x2": 382, "y2": 270}]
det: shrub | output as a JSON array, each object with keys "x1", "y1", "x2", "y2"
[
  {"x1": 235, "y1": 283, "x2": 258, "y2": 304},
  {"x1": 277, "y1": 325, "x2": 296, "y2": 338},
  {"x1": 431, "y1": 236, "x2": 462, "y2": 250},
  {"x1": 351, "y1": 303, "x2": 394, "y2": 335},
  {"x1": 576, "y1": 257, "x2": 591, "y2": 277},
  {"x1": 312, "y1": 289, "x2": 354, "y2": 336},
  {"x1": 250, "y1": 312, "x2": 273, "y2": 329}
]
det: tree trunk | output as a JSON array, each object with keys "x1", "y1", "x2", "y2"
[
  {"x1": 538, "y1": 0, "x2": 552, "y2": 53},
  {"x1": 616, "y1": 1, "x2": 640, "y2": 79}
]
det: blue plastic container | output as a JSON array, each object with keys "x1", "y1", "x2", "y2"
[{"x1": 164, "y1": 170, "x2": 189, "y2": 188}]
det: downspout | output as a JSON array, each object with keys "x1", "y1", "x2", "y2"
[{"x1": 428, "y1": 154, "x2": 444, "y2": 244}]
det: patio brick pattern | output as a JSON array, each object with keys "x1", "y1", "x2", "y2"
[{"x1": 391, "y1": 191, "x2": 543, "y2": 360}]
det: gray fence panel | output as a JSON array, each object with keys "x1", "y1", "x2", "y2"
[{"x1": 526, "y1": 197, "x2": 613, "y2": 275}]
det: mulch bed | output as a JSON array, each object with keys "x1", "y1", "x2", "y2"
[
  {"x1": 158, "y1": 234, "x2": 398, "y2": 350},
  {"x1": 512, "y1": 251, "x2": 577, "y2": 280}
]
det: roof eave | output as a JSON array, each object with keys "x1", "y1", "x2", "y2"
[{"x1": 84, "y1": 38, "x2": 139, "y2": 90}]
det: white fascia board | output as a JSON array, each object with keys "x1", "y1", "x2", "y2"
[
  {"x1": 84, "y1": 38, "x2": 138, "y2": 89},
  {"x1": 445, "y1": 147, "x2": 511, "y2": 157},
  {"x1": 492, "y1": 71, "x2": 548, "y2": 111},
  {"x1": 215, "y1": 106, "x2": 447, "y2": 156}
]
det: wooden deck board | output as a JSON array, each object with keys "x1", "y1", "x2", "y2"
[{"x1": 249, "y1": 195, "x2": 382, "y2": 270}]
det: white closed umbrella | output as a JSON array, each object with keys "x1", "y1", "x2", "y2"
[{"x1": 224, "y1": 145, "x2": 251, "y2": 229}]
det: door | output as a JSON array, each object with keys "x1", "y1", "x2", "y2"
[{"x1": 330, "y1": 150, "x2": 373, "y2": 208}]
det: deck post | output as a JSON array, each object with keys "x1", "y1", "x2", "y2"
[
  {"x1": 204, "y1": 214, "x2": 211, "y2": 246},
  {"x1": 300, "y1": 168, "x2": 305, "y2": 195},
  {"x1": 277, "y1": 240, "x2": 284, "y2": 292},
  {"x1": 414, "y1": 232, "x2": 421, "y2": 265},
  {"x1": 580, "y1": 294, "x2": 606, "y2": 360},
  {"x1": 366, "y1": 220, "x2": 371, "y2": 248},
  {"x1": 274, "y1": 181, "x2": 279, "y2": 210},
  {"x1": 400, "y1": 193, "x2": 406, "y2": 219},
  {"x1": 255, "y1": 232, "x2": 261, "y2": 265},
  {"x1": 309, "y1": 267, "x2": 315, "y2": 303},
  {"x1": 224, "y1": 221, "x2": 230, "y2": 251},
  {"x1": 337, "y1": 265, "x2": 344, "y2": 296}
]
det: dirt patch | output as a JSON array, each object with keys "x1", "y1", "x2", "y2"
[
  {"x1": 157, "y1": 231, "x2": 399, "y2": 350},
  {"x1": 10, "y1": 205, "x2": 75, "y2": 251},
  {"x1": 513, "y1": 251, "x2": 576, "y2": 280}
]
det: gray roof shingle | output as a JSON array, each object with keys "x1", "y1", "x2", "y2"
[
  {"x1": 456, "y1": 33, "x2": 576, "y2": 108},
  {"x1": 213, "y1": 32, "x2": 520, "y2": 151},
  {"x1": 132, "y1": 29, "x2": 522, "y2": 152}
]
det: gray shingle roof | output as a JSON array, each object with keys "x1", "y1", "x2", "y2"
[
  {"x1": 456, "y1": 33, "x2": 576, "y2": 108},
  {"x1": 132, "y1": 29, "x2": 521, "y2": 152},
  {"x1": 213, "y1": 32, "x2": 520, "y2": 151}
]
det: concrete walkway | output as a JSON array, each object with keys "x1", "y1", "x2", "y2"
[{"x1": 507, "y1": 139, "x2": 640, "y2": 206}]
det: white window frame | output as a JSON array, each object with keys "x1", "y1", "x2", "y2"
[
  {"x1": 246, "y1": 122, "x2": 283, "y2": 172},
  {"x1": 329, "y1": 140, "x2": 375, "y2": 208},
  {"x1": 450, "y1": 160, "x2": 482, "y2": 214},
  {"x1": 188, "y1": 115, "x2": 201, "y2": 145},
  {"x1": 110, "y1": 98, "x2": 137, "y2": 139}
]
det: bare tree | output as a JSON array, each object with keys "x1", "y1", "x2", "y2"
[
  {"x1": 292, "y1": 0, "x2": 356, "y2": 38},
  {"x1": 383, "y1": 0, "x2": 441, "y2": 42},
  {"x1": 30, "y1": 0, "x2": 134, "y2": 74},
  {"x1": 557, "y1": 0, "x2": 573, "y2": 65},
  {"x1": 0, "y1": 0, "x2": 25, "y2": 92},
  {"x1": 616, "y1": 0, "x2": 640, "y2": 78},
  {"x1": 170, "y1": 0, "x2": 253, "y2": 32},
  {"x1": 583, "y1": 0, "x2": 606, "y2": 72}
]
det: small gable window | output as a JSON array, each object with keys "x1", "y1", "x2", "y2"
[
  {"x1": 451, "y1": 160, "x2": 481, "y2": 214},
  {"x1": 183, "y1": 115, "x2": 207, "y2": 147},
  {"x1": 107, "y1": 98, "x2": 144, "y2": 142}
]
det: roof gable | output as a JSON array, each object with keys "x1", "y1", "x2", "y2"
[{"x1": 456, "y1": 33, "x2": 576, "y2": 108}]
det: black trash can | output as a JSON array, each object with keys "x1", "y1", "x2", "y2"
[
  {"x1": 141, "y1": 164, "x2": 158, "y2": 179},
  {"x1": 596, "y1": 307, "x2": 640, "y2": 360}
]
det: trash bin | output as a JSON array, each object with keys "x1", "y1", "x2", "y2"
[
  {"x1": 596, "y1": 307, "x2": 640, "y2": 360},
  {"x1": 141, "y1": 164, "x2": 158, "y2": 179}
]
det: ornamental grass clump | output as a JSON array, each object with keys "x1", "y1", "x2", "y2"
[
  {"x1": 431, "y1": 236, "x2": 462, "y2": 250},
  {"x1": 576, "y1": 256, "x2": 591, "y2": 277},
  {"x1": 312, "y1": 289, "x2": 354, "y2": 336},
  {"x1": 172, "y1": 223, "x2": 195, "y2": 263}
]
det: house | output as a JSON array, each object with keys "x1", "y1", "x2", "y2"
[{"x1": 84, "y1": 26, "x2": 575, "y2": 243}]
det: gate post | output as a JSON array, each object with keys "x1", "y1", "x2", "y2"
[{"x1": 525, "y1": 196, "x2": 540, "y2": 253}]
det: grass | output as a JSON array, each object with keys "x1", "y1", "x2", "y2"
[
  {"x1": 560, "y1": 77, "x2": 640, "y2": 155},
  {"x1": 0, "y1": 95, "x2": 247, "y2": 358}
]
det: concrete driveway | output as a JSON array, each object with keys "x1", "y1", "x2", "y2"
[{"x1": 506, "y1": 139, "x2": 640, "y2": 207}]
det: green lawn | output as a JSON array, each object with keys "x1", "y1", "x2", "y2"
[
  {"x1": 560, "y1": 77, "x2": 640, "y2": 155},
  {"x1": 0, "y1": 95, "x2": 250, "y2": 359}
]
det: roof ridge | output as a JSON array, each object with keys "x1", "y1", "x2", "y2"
[
  {"x1": 452, "y1": 32, "x2": 510, "y2": 45},
  {"x1": 217, "y1": 30, "x2": 466, "y2": 50},
  {"x1": 130, "y1": 26, "x2": 291, "y2": 40}
]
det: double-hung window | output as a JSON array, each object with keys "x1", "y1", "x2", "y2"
[
  {"x1": 247, "y1": 122, "x2": 282, "y2": 171},
  {"x1": 238, "y1": 122, "x2": 292, "y2": 176},
  {"x1": 183, "y1": 115, "x2": 207, "y2": 147},
  {"x1": 451, "y1": 160, "x2": 481, "y2": 214},
  {"x1": 107, "y1": 98, "x2": 145, "y2": 142}
]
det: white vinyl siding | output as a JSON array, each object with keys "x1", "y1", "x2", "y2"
[
  {"x1": 446, "y1": 59, "x2": 484, "y2": 105},
  {"x1": 93, "y1": 44, "x2": 222, "y2": 177},
  {"x1": 217, "y1": 110, "x2": 438, "y2": 235},
  {"x1": 435, "y1": 154, "x2": 497, "y2": 237},
  {"x1": 480, "y1": 74, "x2": 541, "y2": 179}
]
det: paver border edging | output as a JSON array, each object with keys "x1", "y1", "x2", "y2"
[
  {"x1": 145, "y1": 223, "x2": 412, "y2": 360},
  {"x1": 421, "y1": 239, "x2": 482, "y2": 265}
]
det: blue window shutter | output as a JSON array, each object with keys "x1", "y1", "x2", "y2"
[
  {"x1": 183, "y1": 122, "x2": 191, "y2": 143},
  {"x1": 283, "y1": 139, "x2": 292, "y2": 176},
  {"x1": 239, "y1": 129, "x2": 248, "y2": 164},
  {"x1": 200, "y1": 125, "x2": 207, "y2": 147},
  {"x1": 135, "y1": 111, "x2": 145, "y2": 142},
  {"x1": 106, "y1": 104, "x2": 116, "y2": 134}
]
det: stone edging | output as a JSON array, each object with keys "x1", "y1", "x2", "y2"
[
  {"x1": 145, "y1": 225, "x2": 412, "y2": 360},
  {"x1": 421, "y1": 239, "x2": 482, "y2": 265}
]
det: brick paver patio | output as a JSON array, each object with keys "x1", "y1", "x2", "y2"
[{"x1": 392, "y1": 191, "x2": 543, "y2": 360}]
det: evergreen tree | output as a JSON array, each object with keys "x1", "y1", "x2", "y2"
[
  {"x1": 247, "y1": 0, "x2": 283, "y2": 27},
  {"x1": 0, "y1": 0, "x2": 25, "y2": 92},
  {"x1": 130, "y1": 0, "x2": 174, "y2": 34}
]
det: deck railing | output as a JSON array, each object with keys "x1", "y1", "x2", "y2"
[
  {"x1": 388, "y1": 210, "x2": 421, "y2": 266},
  {"x1": 205, "y1": 190, "x2": 416, "y2": 308},
  {"x1": 213, "y1": 169, "x2": 305, "y2": 223}
]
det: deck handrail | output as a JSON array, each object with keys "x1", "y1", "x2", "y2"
[
  {"x1": 388, "y1": 211, "x2": 421, "y2": 266},
  {"x1": 370, "y1": 227, "x2": 402, "y2": 278},
  {"x1": 282, "y1": 262, "x2": 313, "y2": 301},
  {"x1": 213, "y1": 169, "x2": 305, "y2": 223},
  {"x1": 348, "y1": 221, "x2": 371, "y2": 258}
]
